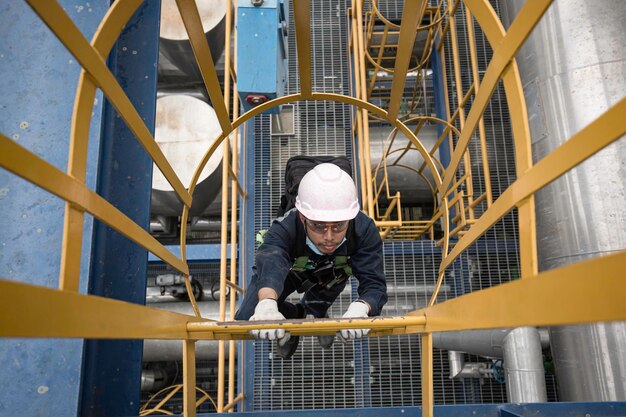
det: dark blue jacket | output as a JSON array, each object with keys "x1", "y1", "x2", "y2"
[{"x1": 253, "y1": 209, "x2": 387, "y2": 316}]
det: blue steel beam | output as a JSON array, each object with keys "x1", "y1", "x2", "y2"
[
  {"x1": 79, "y1": 2, "x2": 160, "y2": 416},
  {"x1": 430, "y1": 37, "x2": 451, "y2": 170},
  {"x1": 430, "y1": 34, "x2": 459, "y2": 227},
  {"x1": 190, "y1": 402, "x2": 626, "y2": 417},
  {"x1": 240, "y1": 117, "x2": 258, "y2": 411},
  {"x1": 148, "y1": 244, "x2": 233, "y2": 263},
  {"x1": 0, "y1": 1, "x2": 107, "y2": 415}
]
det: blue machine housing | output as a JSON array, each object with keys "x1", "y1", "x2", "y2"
[{"x1": 237, "y1": 0, "x2": 288, "y2": 114}]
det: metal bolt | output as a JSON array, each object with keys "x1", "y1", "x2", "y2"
[{"x1": 251, "y1": 0, "x2": 263, "y2": 6}]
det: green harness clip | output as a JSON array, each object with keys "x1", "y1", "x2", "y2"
[{"x1": 255, "y1": 229, "x2": 268, "y2": 245}]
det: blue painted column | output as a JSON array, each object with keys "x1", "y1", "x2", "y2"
[
  {"x1": 79, "y1": 2, "x2": 161, "y2": 416},
  {"x1": 0, "y1": 1, "x2": 108, "y2": 416},
  {"x1": 430, "y1": 35, "x2": 458, "y2": 228},
  {"x1": 430, "y1": 37, "x2": 451, "y2": 170},
  {"x1": 240, "y1": 118, "x2": 257, "y2": 411}
]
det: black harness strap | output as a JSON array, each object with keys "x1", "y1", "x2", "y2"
[{"x1": 288, "y1": 220, "x2": 358, "y2": 294}]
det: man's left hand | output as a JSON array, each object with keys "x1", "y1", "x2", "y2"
[{"x1": 337, "y1": 301, "x2": 370, "y2": 342}]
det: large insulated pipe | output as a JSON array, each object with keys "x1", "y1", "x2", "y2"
[
  {"x1": 151, "y1": 95, "x2": 228, "y2": 217},
  {"x1": 159, "y1": 0, "x2": 227, "y2": 83},
  {"x1": 143, "y1": 302, "x2": 224, "y2": 362},
  {"x1": 501, "y1": 0, "x2": 626, "y2": 401},
  {"x1": 434, "y1": 328, "x2": 547, "y2": 402},
  {"x1": 503, "y1": 327, "x2": 547, "y2": 403}
]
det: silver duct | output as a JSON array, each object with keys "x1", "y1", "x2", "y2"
[
  {"x1": 141, "y1": 366, "x2": 222, "y2": 392},
  {"x1": 141, "y1": 368, "x2": 171, "y2": 392},
  {"x1": 501, "y1": 0, "x2": 626, "y2": 401},
  {"x1": 143, "y1": 302, "x2": 226, "y2": 362},
  {"x1": 434, "y1": 328, "x2": 547, "y2": 402},
  {"x1": 433, "y1": 329, "x2": 509, "y2": 358},
  {"x1": 447, "y1": 351, "x2": 492, "y2": 380},
  {"x1": 448, "y1": 351, "x2": 465, "y2": 378},
  {"x1": 503, "y1": 327, "x2": 547, "y2": 403}
]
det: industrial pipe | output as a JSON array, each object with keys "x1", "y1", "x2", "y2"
[
  {"x1": 434, "y1": 328, "x2": 547, "y2": 402},
  {"x1": 143, "y1": 302, "x2": 225, "y2": 362},
  {"x1": 501, "y1": 0, "x2": 626, "y2": 401},
  {"x1": 503, "y1": 327, "x2": 547, "y2": 403}
]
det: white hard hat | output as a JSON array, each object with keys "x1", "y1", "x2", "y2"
[{"x1": 295, "y1": 163, "x2": 360, "y2": 221}]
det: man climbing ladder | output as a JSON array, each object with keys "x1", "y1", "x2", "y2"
[{"x1": 235, "y1": 160, "x2": 387, "y2": 359}]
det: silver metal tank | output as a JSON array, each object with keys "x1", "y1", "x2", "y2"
[
  {"x1": 151, "y1": 94, "x2": 228, "y2": 217},
  {"x1": 368, "y1": 124, "x2": 439, "y2": 205},
  {"x1": 501, "y1": 0, "x2": 626, "y2": 401},
  {"x1": 159, "y1": 0, "x2": 227, "y2": 84}
]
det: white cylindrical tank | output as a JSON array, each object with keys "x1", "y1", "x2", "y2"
[
  {"x1": 151, "y1": 94, "x2": 229, "y2": 216},
  {"x1": 159, "y1": 0, "x2": 228, "y2": 83}
]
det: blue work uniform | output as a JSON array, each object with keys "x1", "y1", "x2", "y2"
[{"x1": 235, "y1": 209, "x2": 387, "y2": 320}]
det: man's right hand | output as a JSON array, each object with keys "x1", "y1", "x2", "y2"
[{"x1": 249, "y1": 299, "x2": 291, "y2": 345}]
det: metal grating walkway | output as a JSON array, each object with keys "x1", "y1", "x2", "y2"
[{"x1": 248, "y1": 0, "x2": 558, "y2": 410}]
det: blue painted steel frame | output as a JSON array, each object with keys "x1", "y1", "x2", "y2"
[
  {"x1": 430, "y1": 38, "x2": 451, "y2": 170},
  {"x1": 189, "y1": 402, "x2": 626, "y2": 417},
  {"x1": 79, "y1": 2, "x2": 161, "y2": 416},
  {"x1": 240, "y1": 118, "x2": 258, "y2": 411},
  {"x1": 0, "y1": 1, "x2": 107, "y2": 416},
  {"x1": 430, "y1": 35, "x2": 459, "y2": 228},
  {"x1": 148, "y1": 244, "x2": 232, "y2": 263}
]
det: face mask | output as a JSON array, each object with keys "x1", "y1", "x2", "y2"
[{"x1": 306, "y1": 236, "x2": 346, "y2": 255}]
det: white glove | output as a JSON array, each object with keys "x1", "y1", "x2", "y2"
[
  {"x1": 338, "y1": 301, "x2": 370, "y2": 342},
  {"x1": 249, "y1": 299, "x2": 291, "y2": 346}
]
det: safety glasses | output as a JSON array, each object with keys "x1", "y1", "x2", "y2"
[{"x1": 304, "y1": 218, "x2": 350, "y2": 233}]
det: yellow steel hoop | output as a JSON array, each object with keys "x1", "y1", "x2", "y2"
[
  {"x1": 364, "y1": 6, "x2": 444, "y2": 74},
  {"x1": 427, "y1": 0, "x2": 554, "y2": 308},
  {"x1": 370, "y1": 0, "x2": 446, "y2": 31},
  {"x1": 60, "y1": 0, "x2": 169, "y2": 291},
  {"x1": 180, "y1": 92, "x2": 449, "y2": 261}
]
